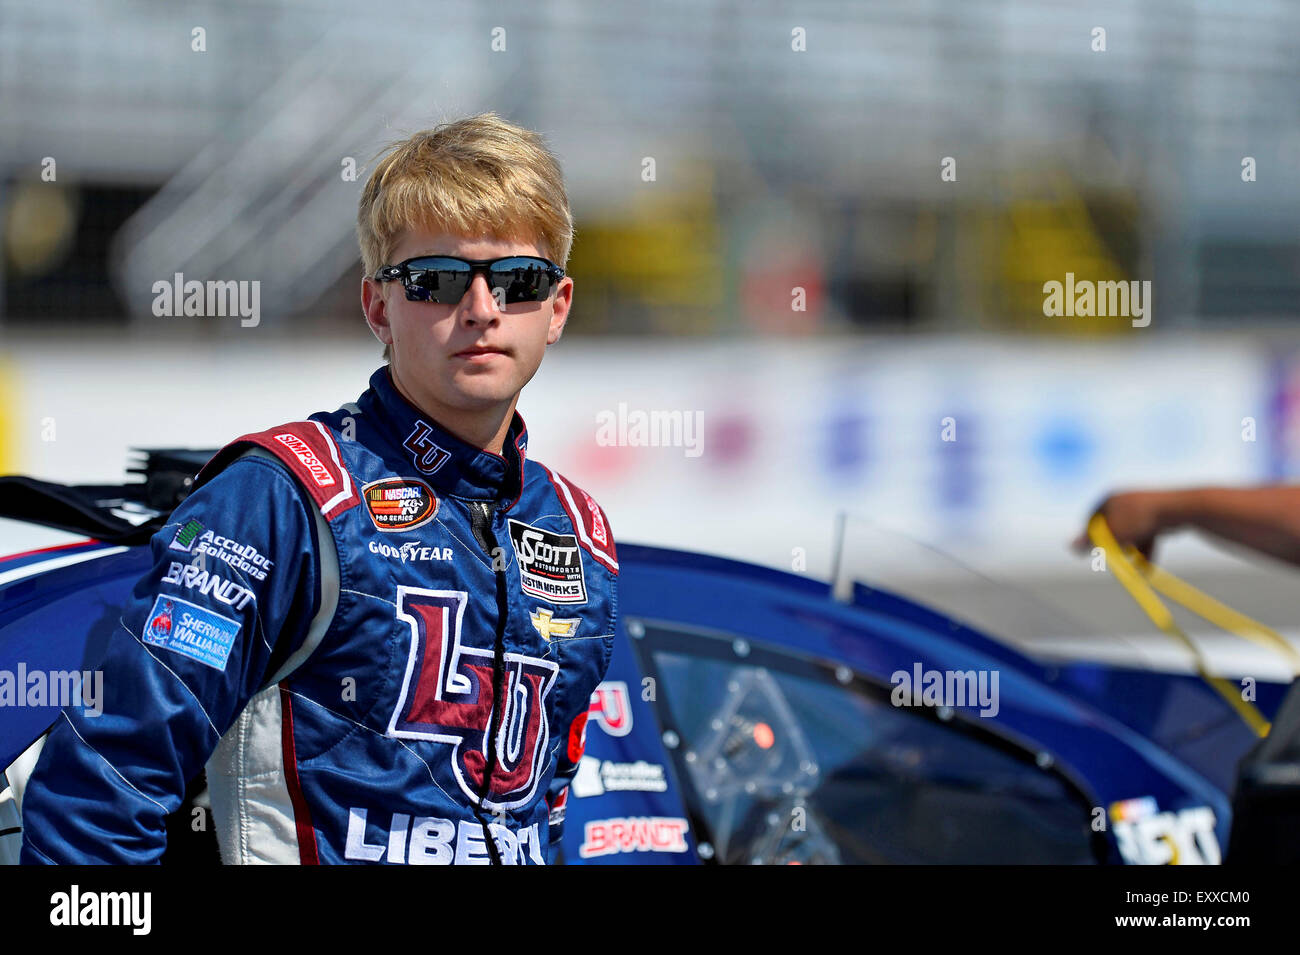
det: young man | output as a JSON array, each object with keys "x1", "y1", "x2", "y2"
[{"x1": 20, "y1": 113, "x2": 619, "y2": 865}]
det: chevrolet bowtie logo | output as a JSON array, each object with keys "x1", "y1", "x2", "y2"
[{"x1": 530, "y1": 607, "x2": 580, "y2": 641}]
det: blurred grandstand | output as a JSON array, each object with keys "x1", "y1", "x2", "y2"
[{"x1": 2, "y1": 0, "x2": 1298, "y2": 333}]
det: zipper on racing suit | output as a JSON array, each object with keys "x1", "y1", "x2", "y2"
[{"x1": 467, "y1": 498, "x2": 509, "y2": 866}]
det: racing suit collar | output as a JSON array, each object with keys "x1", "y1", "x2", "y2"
[{"x1": 362, "y1": 366, "x2": 528, "y2": 509}]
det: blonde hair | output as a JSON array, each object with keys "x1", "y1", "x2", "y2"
[{"x1": 356, "y1": 112, "x2": 574, "y2": 360}]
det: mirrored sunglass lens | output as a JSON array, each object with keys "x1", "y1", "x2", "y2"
[
  {"x1": 490, "y1": 258, "x2": 552, "y2": 302},
  {"x1": 406, "y1": 259, "x2": 471, "y2": 301}
]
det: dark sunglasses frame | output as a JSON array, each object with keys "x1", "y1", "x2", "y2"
[{"x1": 373, "y1": 255, "x2": 565, "y2": 305}]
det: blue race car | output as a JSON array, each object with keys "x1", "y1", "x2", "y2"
[{"x1": 0, "y1": 451, "x2": 1287, "y2": 864}]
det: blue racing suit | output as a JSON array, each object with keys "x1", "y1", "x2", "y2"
[{"x1": 20, "y1": 365, "x2": 619, "y2": 864}]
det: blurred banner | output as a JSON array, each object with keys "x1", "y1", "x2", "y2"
[{"x1": 3, "y1": 335, "x2": 1294, "y2": 579}]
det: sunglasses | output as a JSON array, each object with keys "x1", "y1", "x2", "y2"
[{"x1": 373, "y1": 255, "x2": 565, "y2": 305}]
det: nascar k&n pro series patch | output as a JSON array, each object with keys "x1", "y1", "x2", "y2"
[{"x1": 363, "y1": 478, "x2": 438, "y2": 532}]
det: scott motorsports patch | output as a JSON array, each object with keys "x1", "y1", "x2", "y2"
[
  {"x1": 142, "y1": 594, "x2": 241, "y2": 671},
  {"x1": 507, "y1": 519, "x2": 587, "y2": 604},
  {"x1": 363, "y1": 478, "x2": 438, "y2": 531}
]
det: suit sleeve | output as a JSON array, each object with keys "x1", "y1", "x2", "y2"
[
  {"x1": 545, "y1": 535, "x2": 619, "y2": 864},
  {"x1": 19, "y1": 455, "x2": 322, "y2": 864},
  {"x1": 544, "y1": 708, "x2": 589, "y2": 863}
]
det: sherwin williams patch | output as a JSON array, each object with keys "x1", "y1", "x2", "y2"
[
  {"x1": 363, "y1": 478, "x2": 438, "y2": 531},
  {"x1": 142, "y1": 594, "x2": 241, "y2": 671}
]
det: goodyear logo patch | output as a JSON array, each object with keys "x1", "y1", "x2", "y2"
[
  {"x1": 142, "y1": 594, "x2": 241, "y2": 671},
  {"x1": 363, "y1": 478, "x2": 438, "y2": 532}
]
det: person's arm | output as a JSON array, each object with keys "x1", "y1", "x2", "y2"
[
  {"x1": 1074, "y1": 485, "x2": 1300, "y2": 567},
  {"x1": 544, "y1": 711, "x2": 587, "y2": 864},
  {"x1": 19, "y1": 454, "x2": 322, "y2": 864},
  {"x1": 538, "y1": 475, "x2": 620, "y2": 864}
]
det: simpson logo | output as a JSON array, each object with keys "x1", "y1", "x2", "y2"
[
  {"x1": 580, "y1": 488, "x2": 608, "y2": 547},
  {"x1": 363, "y1": 478, "x2": 438, "y2": 531},
  {"x1": 203, "y1": 421, "x2": 358, "y2": 521},
  {"x1": 273, "y1": 432, "x2": 336, "y2": 487},
  {"x1": 579, "y1": 817, "x2": 689, "y2": 858},
  {"x1": 539, "y1": 464, "x2": 618, "y2": 574},
  {"x1": 507, "y1": 519, "x2": 587, "y2": 604},
  {"x1": 142, "y1": 594, "x2": 241, "y2": 671}
]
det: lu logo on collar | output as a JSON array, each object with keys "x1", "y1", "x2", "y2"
[
  {"x1": 403, "y1": 420, "x2": 451, "y2": 476},
  {"x1": 361, "y1": 367, "x2": 529, "y2": 506}
]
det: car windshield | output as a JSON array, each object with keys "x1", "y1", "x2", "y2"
[
  {"x1": 831, "y1": 511, "x2": 1099, "y2": 654},
  {"x1": 828, "y1": 510, "x2": 1300, "y2": 682},
  {"x1": 638, "y1": 621, "x2": 1101, "y2": 864}
]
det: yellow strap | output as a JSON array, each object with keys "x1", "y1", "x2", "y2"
[
  {"x1": 1129, "y1": 552, "x2": 1300, "y2": 673},
  {"x1": 1087, "y1": 513, "x2": 1271, "y2": 737}
]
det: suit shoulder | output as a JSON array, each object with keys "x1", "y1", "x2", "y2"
[
  {"x1": 196, "y1": 419, "x2": 359, "y2": 520},
  {"x1": 530, "y1": 459, "x2": 618, "y2": 574}
]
